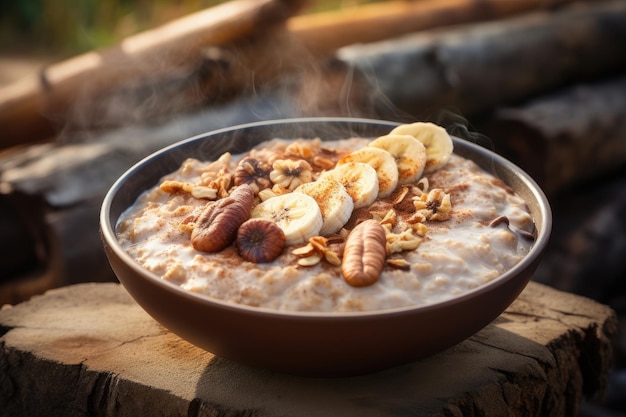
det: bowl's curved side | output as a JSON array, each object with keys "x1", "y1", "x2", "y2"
[
  {"x1": 100, "y1": 117, "x2": 551, "y2": 376},
  {"x1": 103, "y1": 236, "x2": 540, "y2": 376}
]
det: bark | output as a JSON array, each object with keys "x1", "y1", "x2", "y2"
[
  {"x1": 480, "y1": 76, "x2": 626, "y2": 195},
  {"x1": 337, "y1": 0, "x2": 626, "y2": 121},
  {"x1": 0, "y1": 282, "x2": 617, "y2": 417},
  {"x1": 0, "y1": 0, "x2": 599, "y2": 149}
]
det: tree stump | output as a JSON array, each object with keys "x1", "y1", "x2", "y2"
[{"x1": 0, "y1": 281, "x2": 617, "y2": 417}]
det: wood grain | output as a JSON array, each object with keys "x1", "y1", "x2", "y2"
[{"x1": 0, "y1": 281, "x2": 617, "y2": 417}]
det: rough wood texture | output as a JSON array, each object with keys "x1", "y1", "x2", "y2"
[
  {"x1": 288, "y1": 0, "x2": 581, "y2": 58},
  {"x1": 0, "y1": 0, "x2": 607, "y2": 149},
  {"x1": 0, "y1": 281, "x2": 617, "y2": 417},
  {"x1": 480, "y1": 76, "x2": 626, "y2": 195},
  {"x1": 338, "y1": 0, "x2": 626, "y2": 121}
]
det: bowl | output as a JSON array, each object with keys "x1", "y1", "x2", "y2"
[{"x1": 100, "y1": 117, "x2": 551, "y2": 376}]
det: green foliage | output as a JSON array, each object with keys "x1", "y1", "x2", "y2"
[
  {"x1": 0, "y1": 0, "x2": 226, "y2": 55},
  {"x1": 0, "y1": 0, "x2": 383, "y2": 56}
]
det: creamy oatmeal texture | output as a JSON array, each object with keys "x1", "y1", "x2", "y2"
[{"x1": 117, "y1": 123, "x2": 535, "y2": 312}]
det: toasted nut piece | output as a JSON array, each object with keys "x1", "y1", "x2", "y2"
[
  {"x1": 391, "y1": 186, "x2": 410, "y2": 205},
  {"x1": 270, "y1": 159, "x2": 313, "y2": 191},
  {"x1": 312, "y1": 156, "x2": 336, "y2": 170},
  {"x1": 160, "y1": 180, "x2": 218, "y2": 200},
  {"x1": 324, "y1": 250, "x2": 341, "y2": 266},
  {"x1": 413, "y1": 188, "x2": 452, "y2": 221},
  {"x1": 387, "y1": 258, "x2": 411, "y2": 271},
  {"x1": 292, "y1": 243, "x2": 316, "y2": 257},
  {"x1": 233, "y1": 158, "x2": 272, "y2": 193},
  {"x1": 298, "y1": 253, "x2": 323, "y2": 267},
  {"x1": 341, "y1": 219, "x2": 387, "y2": 287},
  {"x1": 285, "y1": 141, "x2": 316, "y2": 159},
  {"x1": 258, "y1": 188, "x2": 277, "y2": 201},
  {"x1": 191, "y1": 184, "x2": 254, "y2": 252},
  {"x1": 236, "y1": 219, "x2": 286, "y2": 263}
]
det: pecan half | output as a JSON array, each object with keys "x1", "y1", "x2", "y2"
[
  {"x1": 236, "y1": 218, "x2": 285, "y2": 263},
  {"x1": 191, "y1": 184, "x2": 254, "y2": 252},
  {"x1": 341, "y1": 219, "x2": 387, "y2": 287}
]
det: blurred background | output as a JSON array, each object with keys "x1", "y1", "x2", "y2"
[
  {"x1": 0, "y1": 0, "x2": 625, "y2": 415},
  {"x1": 0, "y1": 0, "x2": 352, "y2": 84}
]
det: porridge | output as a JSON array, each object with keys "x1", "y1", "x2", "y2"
[{"x1": 116, "y1": 122, "x2": 535, "y2": 312}]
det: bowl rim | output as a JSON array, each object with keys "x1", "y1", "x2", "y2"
[{"x1": 100, "y1": 116, "x2": 552, "y2": 319}]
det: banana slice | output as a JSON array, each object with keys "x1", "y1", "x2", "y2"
[
  {"x1": 390, "y1": 122, "x2": 453, "y2": 173},
  {"x1": 337, "y1": 147, "x2": 398, "y2": 198},
  {"x1": 368, "y1": 134, "x2": 427, "y2": 184},
  {"x1": 322, "y1": 162, "x2": 379, "y2": 209},
  {"x1": 251, "y1": 193, "x2": 323, "y2": 246},
  {"x1": 294, "y1": 176, "x2": 354, "y2": 236}
]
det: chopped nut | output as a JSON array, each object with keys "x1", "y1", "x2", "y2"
[
  {"x1": 292, "y1": 236, "x2": 342, "y2": 268},
  {"x1": 258, "y1": 188, "x2": 278, "y2": 201},
  {"x1": 413, "y1": 188, "x2": 452, "y2": 221},
  {"x1": 160, "y1": 180, "x2": 218, "y2": 200},
  {"x1": 270, "y1": 159, "x2": 313, "y2": 191},
  {"x1": 271, "y1": 184, "x2": 290, "y2": 196},
  {"x1": 324, "y1": 250, "x2": 342, "y2": 266},
  {"x1": 191, "y1": 186, "x2": 219, "y2": 200},
  {"x1": 411, "y1": 222, "x2": 428, "y2": 237},
  {"x1": 298, "y1": 253, "x2": 323, "y2": 267},
  {"x1": 386, "y1": 258, "x2": 411, "y2": 271},
  {"x1": 233, "y1": 158, "x2": 272, "y2": 193},
  {"x1": 292, "y1": 243, "x2": 316, "y2": 257},
  {"x1": 285, "y1": 140, "x2": 317, "y2": 159},
  {"x1": 379, "y1": 209, "x2": 397, "y2": 228},
  {"x1": 386, "y1": 229, "x2": 423, "y2": 255},
  {"x1": 391, "y1": 186, "x2": 410, "y2": 205},
  {"x1": 309, "y1": 236, "x2": 328, "y2": 252},
  {"x1": 312, "y1": 156, "x2": 336, "y2": 170}
]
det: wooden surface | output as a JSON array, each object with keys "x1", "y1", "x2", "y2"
[{"x1": 0, "y1": 281, "x2": 617, "y2": 417}]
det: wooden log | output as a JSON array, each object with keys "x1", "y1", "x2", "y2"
[
  {"x1": 289, "y1": 0, "x2": 584, "y2": 58},
  {"x1": 0, "y1": 281, "x2": 618, "y2": 416},
  {"x1": 0, "y1": 0, "x2": 307, "y2": 150},
  {"x1": 479, "y1": 76, "x2": 626, "y2": 195},
  {"x1": 337, "y1": 0, "x2": 626, "y2": 121},
  {"x1": 0, "y1": 0, "x2": 597, "y2": 150}
]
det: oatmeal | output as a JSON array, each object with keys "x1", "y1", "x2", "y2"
[{"x1": 116, "y1": 122, "x2": 535, "y2": 312}]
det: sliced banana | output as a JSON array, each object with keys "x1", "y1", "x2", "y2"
[
  {"x1": 337, "y1": 147, "x2": 398, "y2": 198},
  {"x1": 294, "y1": 176, "x2": 354, "y2": 236},
  {"x1": 390, "y1": 122, "x2": 453, "y2": 173},
  {"x1": 251, "y1": 193, "x2": 323, "y2": 246},
  {"x1": 322, "y1": 162, "x2": 379, "y2": 209},
  {"x1": 368, "y1": 134, "x2": 427, "y2": 184}
]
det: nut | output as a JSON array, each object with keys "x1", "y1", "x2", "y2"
[
  {"x1": 341, "y1": 219, "x2": 387, "y2": 287},
  {"x1": 297, "y1": 253, "x2": 323, "y2": 267},
  {"x1": 292, "y1": 236, "x2": 342, "y2": 267},
  {"x1": 233, "y1": 158, "x2": 272, "y2": 193},
  {"x1": 236, "y1": 219, "x2": 286, "y2": 263},
  {"x1": 386, "y1": 229, "x2": 422, "y2": 255},
  {"x1": 160, "y1": 180, "x2": 218, "y2": 200},
  {"x1": 386, "y1": 258, "x2": 411, "y2": 271},
  {"x1": 269, "y1": 159, "x2": 313, "y2": 191},
  {"x1": 191, "y1": 184, "x2": 254, "y2": 252},
  {"x1": 413, "y1": 188, "x2": 452, "y2": 221}
]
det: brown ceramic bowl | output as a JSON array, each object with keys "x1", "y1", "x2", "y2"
[{"x1": 100, "y1": 117, "x2": 551, "y2": 376}]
